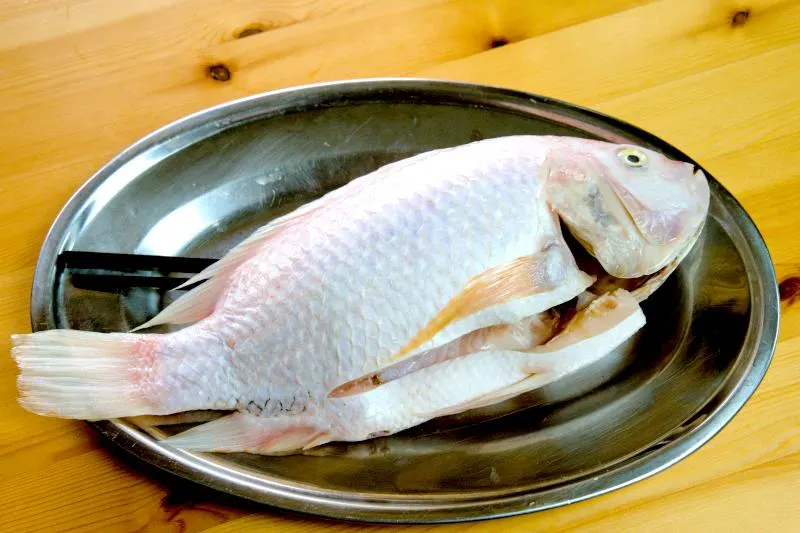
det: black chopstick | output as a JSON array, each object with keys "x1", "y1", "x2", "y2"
[
  {"x1": 57, "y1": 251, "x2": 217, "y2": 273},
  {"x1": 69, "y1": 274, "x2": 197, "y2": 291},
  {"x1": 57, "y1": 251, "x2": 220, "y2": 293}
]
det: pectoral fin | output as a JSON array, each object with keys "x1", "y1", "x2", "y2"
[{"x1": 391, "y1": 247, "x2": 571, "y2": 361}]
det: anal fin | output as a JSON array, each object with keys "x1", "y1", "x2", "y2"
[{"x1": 161, "y1": 412, "x2": 332, "y2": 455}]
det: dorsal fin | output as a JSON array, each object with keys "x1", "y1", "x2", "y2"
[
  {"x1": 134, "y1": 199, "x2": 330, "y2": 331},
  {"x1": 172, "y1": 201, "x2": 324, "y2": 292},
  {"x1": 173, "y1": 156, "x2": 419, "y2": 292},
  {"x1": 144, "y1": 149, "x2": 452, "y2": 330},
  {"x1": 130, "y1": 275, "x2": 228, "y2": 331}
]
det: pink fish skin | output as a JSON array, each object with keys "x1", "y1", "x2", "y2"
[{"x1": 11, "y1": 135, "x2": 708, "y2": 454}]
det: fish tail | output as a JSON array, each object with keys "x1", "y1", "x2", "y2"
[{"x1": 12, "y1": 329, "x2": 164, "y2": 420}]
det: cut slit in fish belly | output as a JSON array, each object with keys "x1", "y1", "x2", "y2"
[{"x1": 329, "y1": 295, "x2": 588, "y2": 399}]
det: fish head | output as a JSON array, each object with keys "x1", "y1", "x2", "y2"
[{"x1": 545, "y1": 140, "x2": 710, "y2": 278}]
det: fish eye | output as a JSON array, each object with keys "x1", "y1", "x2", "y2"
[{"x1": 618, "y1": 148, "x2": 648, "y2": 168}]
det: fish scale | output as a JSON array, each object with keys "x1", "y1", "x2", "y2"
[
  {"x1": 170, "y1": 154, "x2": 549, "y2": 413},
  {"x1": 11, "y1": 135, "x2": 709, "y2": 454}
]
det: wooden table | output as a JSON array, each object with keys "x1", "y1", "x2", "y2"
[{"x1": 1, "y1": 1, "x2": 798, "y2": 531}]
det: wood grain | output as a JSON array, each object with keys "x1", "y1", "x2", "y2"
[{"x1": 1, "y1": 0, "x2": 798, "y2": 531}]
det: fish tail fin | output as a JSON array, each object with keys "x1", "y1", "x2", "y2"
[
  {"x1": 162, "y1": 412, "x2": 332, "y2": 454},
  {"x1": 12, "y1": 329, "x2": 164, "y2": 420}
]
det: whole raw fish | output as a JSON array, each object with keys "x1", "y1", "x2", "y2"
[{"x1": 11, "y1": 135, "x2": 709, "y2": 454}]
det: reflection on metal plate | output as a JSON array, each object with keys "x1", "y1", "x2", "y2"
[{"x1": 30, "y1": 79, "x2": 778, "y2": 523}]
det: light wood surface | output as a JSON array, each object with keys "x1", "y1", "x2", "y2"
[{"x1": 1, "y1": 0, "x2": 798, "y2": 531}]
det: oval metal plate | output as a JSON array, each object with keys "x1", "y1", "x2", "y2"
[{"x1": 30, "y1": 79, "x2": 779, "y2": 523}]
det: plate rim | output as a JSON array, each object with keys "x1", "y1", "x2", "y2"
[{"x1": 28, "y1": 78, "x2": 780, "y2": 523}]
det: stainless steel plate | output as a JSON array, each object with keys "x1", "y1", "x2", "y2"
[{"x1": 30, "y1": 79, "x2": 778, "y2": 523}]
